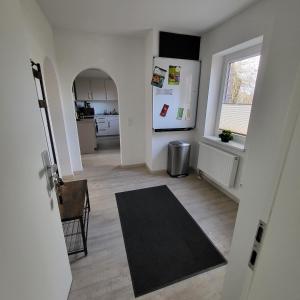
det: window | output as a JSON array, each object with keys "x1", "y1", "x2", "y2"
[{"x1": 217, "y1": 46, "x2": 261, "y2": 136}]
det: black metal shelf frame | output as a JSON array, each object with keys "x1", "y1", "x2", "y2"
[{"x1": 62, "y1": 191, "x2": 90, "y2": 256}]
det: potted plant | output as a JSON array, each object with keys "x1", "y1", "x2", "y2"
[{"x1": 219, "y1": 130, "x2": 233, "y2": 143}]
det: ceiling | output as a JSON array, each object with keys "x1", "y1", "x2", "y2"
[{"x1": 37, "y1": 0, "x2": 259, "y2": 36}]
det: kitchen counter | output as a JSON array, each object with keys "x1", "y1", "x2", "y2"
[
  {"x1": 95, "y1": 114, "x2": 119, "y2": 117},
  {"x1": 79, "y1": 114, "x2": 119, "y2": 119},
  {"x1": 77, "y1": 119, "x2": 97, "y2": 154}
]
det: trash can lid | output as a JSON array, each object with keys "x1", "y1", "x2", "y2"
[{"x1": 169, "y1": 140, "x2": 190, "y2": 147}]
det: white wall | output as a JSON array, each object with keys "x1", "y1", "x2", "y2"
[
  {"x1": 151, "y1": 131, "x2": 197, "y2": 171},
  {"x1": 54, "y1": 30, "x2": 146, "y2": 170},
  {"x1": 195, "y1": 0, "x2": 300, "y2": 299},
  {"x1": 195, "y1": 0, "x2": 275, "y2": 199},
  {"x1": 144, "y1": 29, "x2": 199, "y2": 171},
  {"x1": 20, "y1": 0, "x2": 72, "y2": 176},
  {"x1": 0, "y1": 0, "x2": 72, "y2": 299}
]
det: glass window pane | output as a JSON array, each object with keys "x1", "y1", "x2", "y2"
[{"x1": 219, "y1": 55, "x2": 260, "y2": 135}]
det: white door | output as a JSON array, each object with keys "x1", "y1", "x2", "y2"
[
  {"x1": 75, "y1": 77, "x2": 91, "y2": 100},
  {"x1": 91, "y1": 78, "x2": 106, "y2": 100},
  {"x1": 0, "y1": 2, "x2": 72, "y2": 300},
  {"x1": 246, "y1": 105, "x2": 300, "y2": 300},
  {"x1": 105, "y1": 79, "x2": 118, "y2": 100}
]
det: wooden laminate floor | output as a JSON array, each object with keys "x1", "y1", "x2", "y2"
[{"x1": 66, "y1": 150, "x2": 238, "y2": 300}]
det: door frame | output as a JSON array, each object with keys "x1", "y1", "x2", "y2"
[{"x1": 31, "y1": 60, "x2": 59, "y2": 174}]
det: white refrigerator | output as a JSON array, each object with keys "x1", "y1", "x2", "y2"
[{"x1": 152, "y1": 57, "x2": 200, "y2": 131}]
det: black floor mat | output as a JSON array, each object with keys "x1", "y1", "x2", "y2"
[{"x1": 115, "y1": 185, "x2": 226, "y2": 297}]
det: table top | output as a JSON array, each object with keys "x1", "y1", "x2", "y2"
[{"x1": 58, "y1": 179, "x2": 88, "y2": 221}]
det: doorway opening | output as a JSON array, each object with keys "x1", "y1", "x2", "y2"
[{"x1": 73, "y1": 68, "x2": 121, "y2": 168}]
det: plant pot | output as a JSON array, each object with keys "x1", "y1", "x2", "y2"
[{"x1": 220, "y1": 137, "x2": 230, "y2": 143}]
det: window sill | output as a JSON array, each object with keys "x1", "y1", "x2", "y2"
[{"x1": 202, "y1": 136, "x2": 246, "y2": 152}]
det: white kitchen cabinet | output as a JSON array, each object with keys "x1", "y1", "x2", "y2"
[
  {"x1": 96, "y1": 115, "x2": 119, "y2": 136},
  {"x1": 96, "y1": 116, "x2": 110, "y2": 136},
  {"x1": 107, "y1": 116, "x2": 119, "y2": 135},
  {"x1": 105, "y1": 79, "x2": 118, "y2": 100},
  {"x1": 75, "y1": 77, "x2": 118, "y2": 101},
  {"x1": 90, "y1": 78, "x2": 106, "y2": 100},
  {"x1": 75, "y1": 78, "x2": 91, "y2": 100},
  {"x1": 105, "y1": 117, "x2": 113, "y2": 135},
  {"x1": 96, "y1": 117, "x2": 107, "y2": 135}
]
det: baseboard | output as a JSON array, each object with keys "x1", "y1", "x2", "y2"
[
  {"x1": 147, "y1": 167, "x2": 167, "y2": 175},
  {"x1": 62, "y1": 173, "x2": 74, "y2": 177},
  {"x1": 62, "y1": 175, "x2": 76, "y2": 181},
  {"x1": 62, "y1": 171, "x2": 86, "y2": 183},
  {"x1": 120, "y1": 163, "x2": 146, "y2": 169},
  {"x1": 73, "y1": 171, "x2": 82, "y2": 175},
  {"x1": 146, "y1": 166, "x2": 196, "y2": 176},
  {"x1": 197, "y1": 171, "x2": 240, "y2": 204},
  {"x1": 67, "y1": 278, "x2": 73, "y2": 299}
]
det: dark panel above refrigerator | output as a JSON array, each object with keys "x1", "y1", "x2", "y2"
[{"x1": 159, "y1": 32, "x2": 201, "y2": 61}]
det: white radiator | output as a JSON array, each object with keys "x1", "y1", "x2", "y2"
[{"x1": 197, "y1": 142, "x2": 239, "y2": 188}]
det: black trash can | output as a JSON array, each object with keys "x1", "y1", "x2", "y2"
[{"x1": 167, "y1": 141, "x2": 191, "y2": 177}]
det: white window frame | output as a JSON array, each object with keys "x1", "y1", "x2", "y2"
[{"x1": 215, "y1": 44, "x2": 262, "y2": 142}]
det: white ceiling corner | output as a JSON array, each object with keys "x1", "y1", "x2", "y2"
[{"x1": 37, "y1": 0, "x2": 259, "y2": 36}]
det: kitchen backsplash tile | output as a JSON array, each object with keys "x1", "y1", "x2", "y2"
[{"x1": 77, "y1": 100, "x2": 118, "y2": 115}]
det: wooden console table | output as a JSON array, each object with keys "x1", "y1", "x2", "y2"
[{"x1": 58, "y1": 179, "x2": 90, "y2": 256}]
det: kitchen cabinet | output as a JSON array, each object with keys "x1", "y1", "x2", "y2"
[
  {"x1": 95, "y1": 115, "x2": 119, "y2": 136},
  {"x1": 90, "y1": 78, "x2": 106, "y2": 100},
  {"x1": 75, "y1": 78, "x2": 106, "y2": 101},
  {"x1": 105, "y1": 79, "x2": 118, "y2": 100},
  {"x1": 107, "y1": 116, "x2": 119, "y2": 135},
  {"x1": 95, "y1": 116, "x2": 108, "y2": 136},
  {"x1": 106, "y1": 116, "x2": 119, "y2": 135},
  {"x1": 75, "y1": 78, "x2": 91, "y2": 100},
  {"x1": 75, "y1": 77, "x2": 117, "y2": 101}
]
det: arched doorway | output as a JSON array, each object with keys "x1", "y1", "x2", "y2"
[{"x1": 73, "y1": 68, "x2": 121, "y2": 167}]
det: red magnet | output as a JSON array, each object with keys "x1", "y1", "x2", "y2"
[{"x1": 160, "y1": 104, "x2": 169, "y2": 117}]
